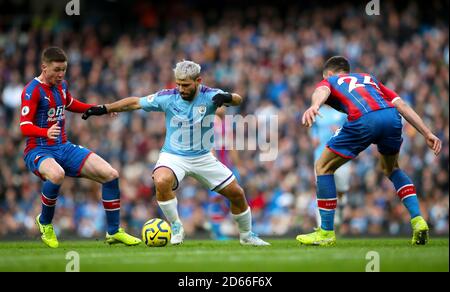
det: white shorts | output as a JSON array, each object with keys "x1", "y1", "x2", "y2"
[
  {"x1": 334, "y1": 162, "x2": 351, "y2": 193},
  {"x1": 153, "y1": 152, "x2": 235, "y2": 192}
]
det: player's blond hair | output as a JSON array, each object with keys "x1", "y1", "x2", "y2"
[{"x1": 173, "y1": 60, "x2": 201, "y2": 81}]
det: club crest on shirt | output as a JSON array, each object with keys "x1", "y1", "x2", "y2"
[{"x1": 198, "y1": 105, "x2": 207, "y2": 114}]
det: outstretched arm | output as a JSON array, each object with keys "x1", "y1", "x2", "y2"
[
  {"x1": 105, "y1": 97, "x2": 142, "y2": 112},
  {"x1": 302, "y1": 86, "x2": 331, "y2": 127},
  {"x1": 82, "y1": 97, "x2": 142, "y2": 119},
  {"x1": 393, "y1": 98, "x2": 441, "y2": 155}
]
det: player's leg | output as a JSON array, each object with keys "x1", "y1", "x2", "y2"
[
  {"x1": 314, "y1": 162, "x2": 349, "y2": 229},
  {"x1": 297, "y1": 148, "x2": 351, "y2": 246},
  {"x1": 380, "y1": 154, "x2": 429, "y2": 245},
  {"x1": 298, "y1": 117, "x2": 373, "y2": 246},
  {"x1": 75, "y1": 149, "x2": 140, "y2": 245},
  {"x1": 377, "y1": 108, "x2": 428, "y2": 245},
  {"x1": 191, "y1": 153, "x2": 269, "y2": 246},
  {"x1": 38, "y1": 158, "x2": 65, "y2": 224},
  {"x1": 79, "y1": 153, "x2": 119, "y2": 231},
  {"x1": 315, "y1": 148, "x2": 350, "y2": 231},
  {"x1": 217, "y1": 180, "x2": 270, "y2": 246},
  {"x1": 33, "y1": 157, "x2": 64, "y2": 248},
  {"x1": 152, "y1": 153, "x2": 186, "y2": 244}
]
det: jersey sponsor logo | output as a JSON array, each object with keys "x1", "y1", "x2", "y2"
[
  {"x1": 146, "y1": 94, "x2": 155, "y2": 103},
  {"x1": 44, "y1": 96, "x2": 51, "y2": 102},
  {"x1": 21, "y1": 106, "x2": 30, "y2": 116},
  {"x1": 25, "y1": 93, "x2": 31, "y2": 100},
  {"x1": 47, "y1": 105, "x2": 65, "y2": 122}
]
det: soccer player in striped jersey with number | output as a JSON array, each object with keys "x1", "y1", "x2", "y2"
[
  {"x1": 20, "y1": 47, "x2": 141, "y2": 248},
  {"x1": 298, "y1": 56, "x2": 442, "y2": 246}
]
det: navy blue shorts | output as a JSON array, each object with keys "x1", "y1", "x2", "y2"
[
  {"x1": 326, "y1": 108, "x2": 403, "y2": 159},
  {"x1": 24, "y1": 142, "x2": 93, "y2": 180}
]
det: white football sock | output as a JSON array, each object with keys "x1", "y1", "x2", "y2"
[
  {"x1": 232, "y1": 207, "x2": 251, "y2": 238},
  {"x1": 157, "y1": 198, "x2": 181, "y2": 224}
]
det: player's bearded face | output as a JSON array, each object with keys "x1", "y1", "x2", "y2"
[
  {"x1": 177, "y1": 78, "x2": 200, "y2": 101},
  {"x1": 43, "y1": 62, "x2": 67, "y2": 85}
]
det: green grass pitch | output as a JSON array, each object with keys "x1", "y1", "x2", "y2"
[{"x1": 0, "y1": 238, "x2": 447, "y2": 272}]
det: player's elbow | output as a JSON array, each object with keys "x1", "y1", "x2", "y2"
[
  {"x1": 392, "y1": 98, "x2": 406, "y2": 113},
  {"x1": 232, "y1": 94, "x2": 243, "y2": 106},
  {"x1": 20, "y1": 124, "x2": 31, "y2": 137},
  {"x1": 127, "y1": 97, "x2": 143, "y2": 111},
  {"x1": 393, "y1": 98, "x2": 403, "y2": 106}
]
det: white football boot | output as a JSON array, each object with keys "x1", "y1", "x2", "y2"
[
  {"x1": 170, "y1": 221, "x2": 185, "y2": 245},
  {"x1": 240, "y1": 232, "x2": 271, "y2": 246}
]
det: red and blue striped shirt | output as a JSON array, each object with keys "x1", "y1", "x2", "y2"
[
  {"x1": 20, "y1": 78, "x2": 94, "y2": 155},
  {"x1": 317, "y1": 73, "x2": 400, "y2": 121}
]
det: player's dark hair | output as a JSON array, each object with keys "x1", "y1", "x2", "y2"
[
  {"x1": 323, "y1": 56, "x2": 350, "y2": 74},
  {"x1": 42, "y1": 47, "x2": 67, "y2": 64}
]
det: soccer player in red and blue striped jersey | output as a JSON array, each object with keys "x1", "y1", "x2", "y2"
[
  {"x1": 297, "y1": 56, "x2": 442, "y2": 246},
  {"x1": 20, "y1": 47, "x2": 140, "y2": 248}
]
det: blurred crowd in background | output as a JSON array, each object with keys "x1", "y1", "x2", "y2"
[{"x1": 0, "y1": 0, "x2": 448, "y2": 239}]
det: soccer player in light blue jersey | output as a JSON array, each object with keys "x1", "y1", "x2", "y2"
[
  {"x1": 82, "y1": 60, "x2": 270, "y2": 246},
  {"x1": 311, "y1": 105, "x2": 350, "y2": 229}
]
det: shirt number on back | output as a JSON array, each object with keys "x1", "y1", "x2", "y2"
[{"x1": 337, "y1": 76, "x2": 379, "y2": 93}]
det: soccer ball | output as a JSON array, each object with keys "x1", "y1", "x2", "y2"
[{"x1": 142, "y1": 218, "x2": 171, "y2": 247}]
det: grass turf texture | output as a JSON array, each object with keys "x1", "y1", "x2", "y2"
[{"x1": 0, "y1": 238, "x2": 447, "y2": 272}]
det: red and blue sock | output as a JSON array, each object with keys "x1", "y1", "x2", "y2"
[
  {"x1": 39, "y1": 181, "x2": 61, "y2": 225},
  {"x1": 316, "y1": 174, "x2": 337, "y2": 231},
  {"x1": 102, "y1": 178, "x2": 120, "y2": 235},
  {"x1": 389, "y1": 169, "x2": 421, "y2": 219}
]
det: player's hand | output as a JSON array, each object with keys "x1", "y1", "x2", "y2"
[
  {"x1": 302, "y1": 106, "x2": 322, "y2": 127},
  {"x1": 425, "y1": 133, "x2": 442, "y2": 156},
  {"x1": 47, "y1": 123, "x2": 61, "y2": 140},
  {"x1": 212, "y1": 93, "x2": 233, "y2": 107},
  {"x1": 82, "y1": 105, "x2": 108, "y2": 120}
]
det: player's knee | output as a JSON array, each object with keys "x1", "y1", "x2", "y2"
[
  {"x1": 47, "y1": 169, "x2": 65, "y2": 184},
  {"x1": 316, "y1": 162, "x2": 332, "y2": 175},
  {"x1": 153, "y1": 174, "x2": 174, "y2": 191},
  {"x1": 382, "y1": 166, "x2": 398, "y2": 177},
  {"x1": 103, "y1": 168, "x2": 119, "y2": 182},
  {"x1": 224, "y1": 184, "x2": 245, "y2": 203}
]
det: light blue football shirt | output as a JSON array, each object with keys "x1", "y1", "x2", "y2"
[
  {"x1": 311, "y1": 105, "x2": 347, "y2": 161},
  {"x1": 139, "y1": 85, "x2": 224, "y2": 156}
]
